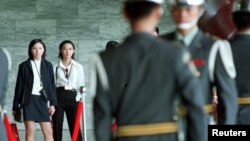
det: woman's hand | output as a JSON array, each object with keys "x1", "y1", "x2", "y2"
[{"x1": 48, "y1": 106, "x2": 55, "y2": 115}]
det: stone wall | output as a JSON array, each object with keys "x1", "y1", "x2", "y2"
[{"x1": 1, "y1": 0, "x2": 174, "y2": 140}]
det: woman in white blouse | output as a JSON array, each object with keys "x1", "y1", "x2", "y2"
[
  {"x1": 12, "y1": 39, "x2": 56, "y2": 141},
  {"x1": 53, "y1": 40, "x2": 85, "y2": 141}
]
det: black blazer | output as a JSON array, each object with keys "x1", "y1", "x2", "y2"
[{"x1": 12, "y1": 59, "x2": 57, "y2": 111}]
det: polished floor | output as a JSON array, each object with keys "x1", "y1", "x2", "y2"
[{"x1": 17, "y1": 129, "x2": 95, "y2": 141}]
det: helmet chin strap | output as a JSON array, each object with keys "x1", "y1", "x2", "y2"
[
  {"x1": 177, "y1": 17, "x2": 199, "y2": 30},
  {"x1": 177, "y1": 10, "x2": 204, "y2": 30}
]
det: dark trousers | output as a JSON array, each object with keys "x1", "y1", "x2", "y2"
[{"x1": 53, "y1": 87, "x2": 82, "y2": 141}]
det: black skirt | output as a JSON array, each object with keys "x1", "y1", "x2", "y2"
[{"x1": 23, "y1": 95, "x2": 50, "y2": 122}]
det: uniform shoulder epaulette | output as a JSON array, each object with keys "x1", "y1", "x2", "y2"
[{"x1": 208, "y1": 40, "x2": 236, "y2": 82}]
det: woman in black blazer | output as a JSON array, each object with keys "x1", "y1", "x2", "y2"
[{"x1": 12, "y1": 39, "x2": 57, "y2": 141}]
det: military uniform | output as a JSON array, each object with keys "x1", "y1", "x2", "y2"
[
  {"x1": 162, "y1": 30, "x2": 238, "y2": 124},
  {"x1": 230, "y1": 34, "x2": 250, "y2": 124},
  {"x1": 229, "y1": 0, "x2": 250, "y2": 124},
  {"x1": 92, "y1": 32, "x2": 206, "y2": 141},
  {"x1": 0, "y1": 48, "x2": 11, "y2": 141}
]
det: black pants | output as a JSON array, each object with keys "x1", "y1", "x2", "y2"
[{"x1": 53, "y1": 87, "x2": 82, "y2": 141}]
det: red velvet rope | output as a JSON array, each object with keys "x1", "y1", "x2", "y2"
[
  {"x1": 72, "y1": 101, "x2": 84, "y2": 141},
  {"x1": 4, "y1": 114, "x2": 15, "y2": 141}
]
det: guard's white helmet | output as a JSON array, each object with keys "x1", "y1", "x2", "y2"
[
  {"x1": 169, "y1": 0, "x2": 205, "y2": 6},
  {"x1": 121, "y1": 0, "x2": 164, "y2": 4}
]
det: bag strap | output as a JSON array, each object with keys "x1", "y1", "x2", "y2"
[
  {"x1": 55, "y1": 66, "x2": 58, "y2": 86},
  {"x1": 56, "y1": 66, "x2": 58, "y2": 81},
  {"x1": 33, "y1": 60, "x2": 45, "y2": 88}
]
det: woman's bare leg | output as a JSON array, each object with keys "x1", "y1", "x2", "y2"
[
  {"x1": 24, "y1": 121, "x2": 35, "y2": 141},
  {"x1": 40, "y1": 122, "x2": 54, "y2": 141}
]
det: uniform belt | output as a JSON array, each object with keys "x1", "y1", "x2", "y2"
[
  {"x1": 179, "y1": 104, "x2": 214, "y2": 116},
  {"x1": 204, "y1": 104, "x2": 214, "y2": 113},
  {"x1": 238, "y1": 97, "x2": 250, "y2": 104},
  {"x1": 117, "y1": 121, "x2": 178, "y2": 137},
  {"x1": 57, "y1": 86, "x2": 76, "y2": 91}
]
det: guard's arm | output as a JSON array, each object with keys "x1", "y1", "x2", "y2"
[
  {"x1": 92, "y1": 54, "x2": 113, "y2": 141},
  {"x1": 213, "y1": 49, "x2": 238, "y2": 124},
  {"x1": 175, "y1": 49, "x2": 206, "y2": 141}
]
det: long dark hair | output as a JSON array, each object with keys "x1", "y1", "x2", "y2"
[
  {"x1": 58, "y1": 40, "x2": 75, "y2": 59},
  {"x1": 28, "y1": 39, "x2": 46, "y2": 59}
]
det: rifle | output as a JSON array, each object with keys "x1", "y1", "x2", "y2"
[{"x1": 198, "y1": 0, "x2": 236, "y2": 39}]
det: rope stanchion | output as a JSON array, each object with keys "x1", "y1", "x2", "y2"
[
  {"x1": 71, "y1": 101, "x2": 84, "y2": 141},
  {"x1": 3, "y1": 114, "x2": 15, "y2": 141}
]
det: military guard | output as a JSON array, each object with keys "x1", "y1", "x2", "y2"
[
  {"x1": 91, "y1": 0, "x2": 206, "y2": 141},
  {"x1": 0, "y1": 47, "x2": 11, "y2": 141},
  {"x1": 161, "y1": 0, "x2": 238, "y2": 125},
  {"x1": 230, "y1": 0, "x2": 250, "y2": 124}
]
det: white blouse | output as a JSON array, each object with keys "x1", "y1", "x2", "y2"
[
  {"x1": 31, "y1": 60, "x2": 42, "y2": 95},
  {"x1": 54, "y1": 59, "x2": 85, "y2": 101}
]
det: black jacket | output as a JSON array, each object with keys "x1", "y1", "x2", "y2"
[
  {"x1": 94, "y1": 32, "x2": 206, "y2": 141},
  {"x1": 12, "y1": 59, "x2": 57, "y2": 111},
  {"x1": 162, "y1": 30, "x2": 238, "y2": 124},
  {"x1": 230, "y1": 34, "x2": 250, "y2": 124}
]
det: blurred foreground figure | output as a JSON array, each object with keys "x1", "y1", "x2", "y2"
[
  {"x1": 0, "y1": 48, "x2": 11, "y2": 141},
  {"x1": 92, "y1": 0, "x2": 206, "y2": 141},
  {"x1": 162, "y1": 0, "x2": 239, "y2": 140},
  {"x1": 229, "y1": 0, "x2": 250, "y2": 125},
  {"x1": 162, "y1": 0, "x2": 238, "y2": 125}
]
